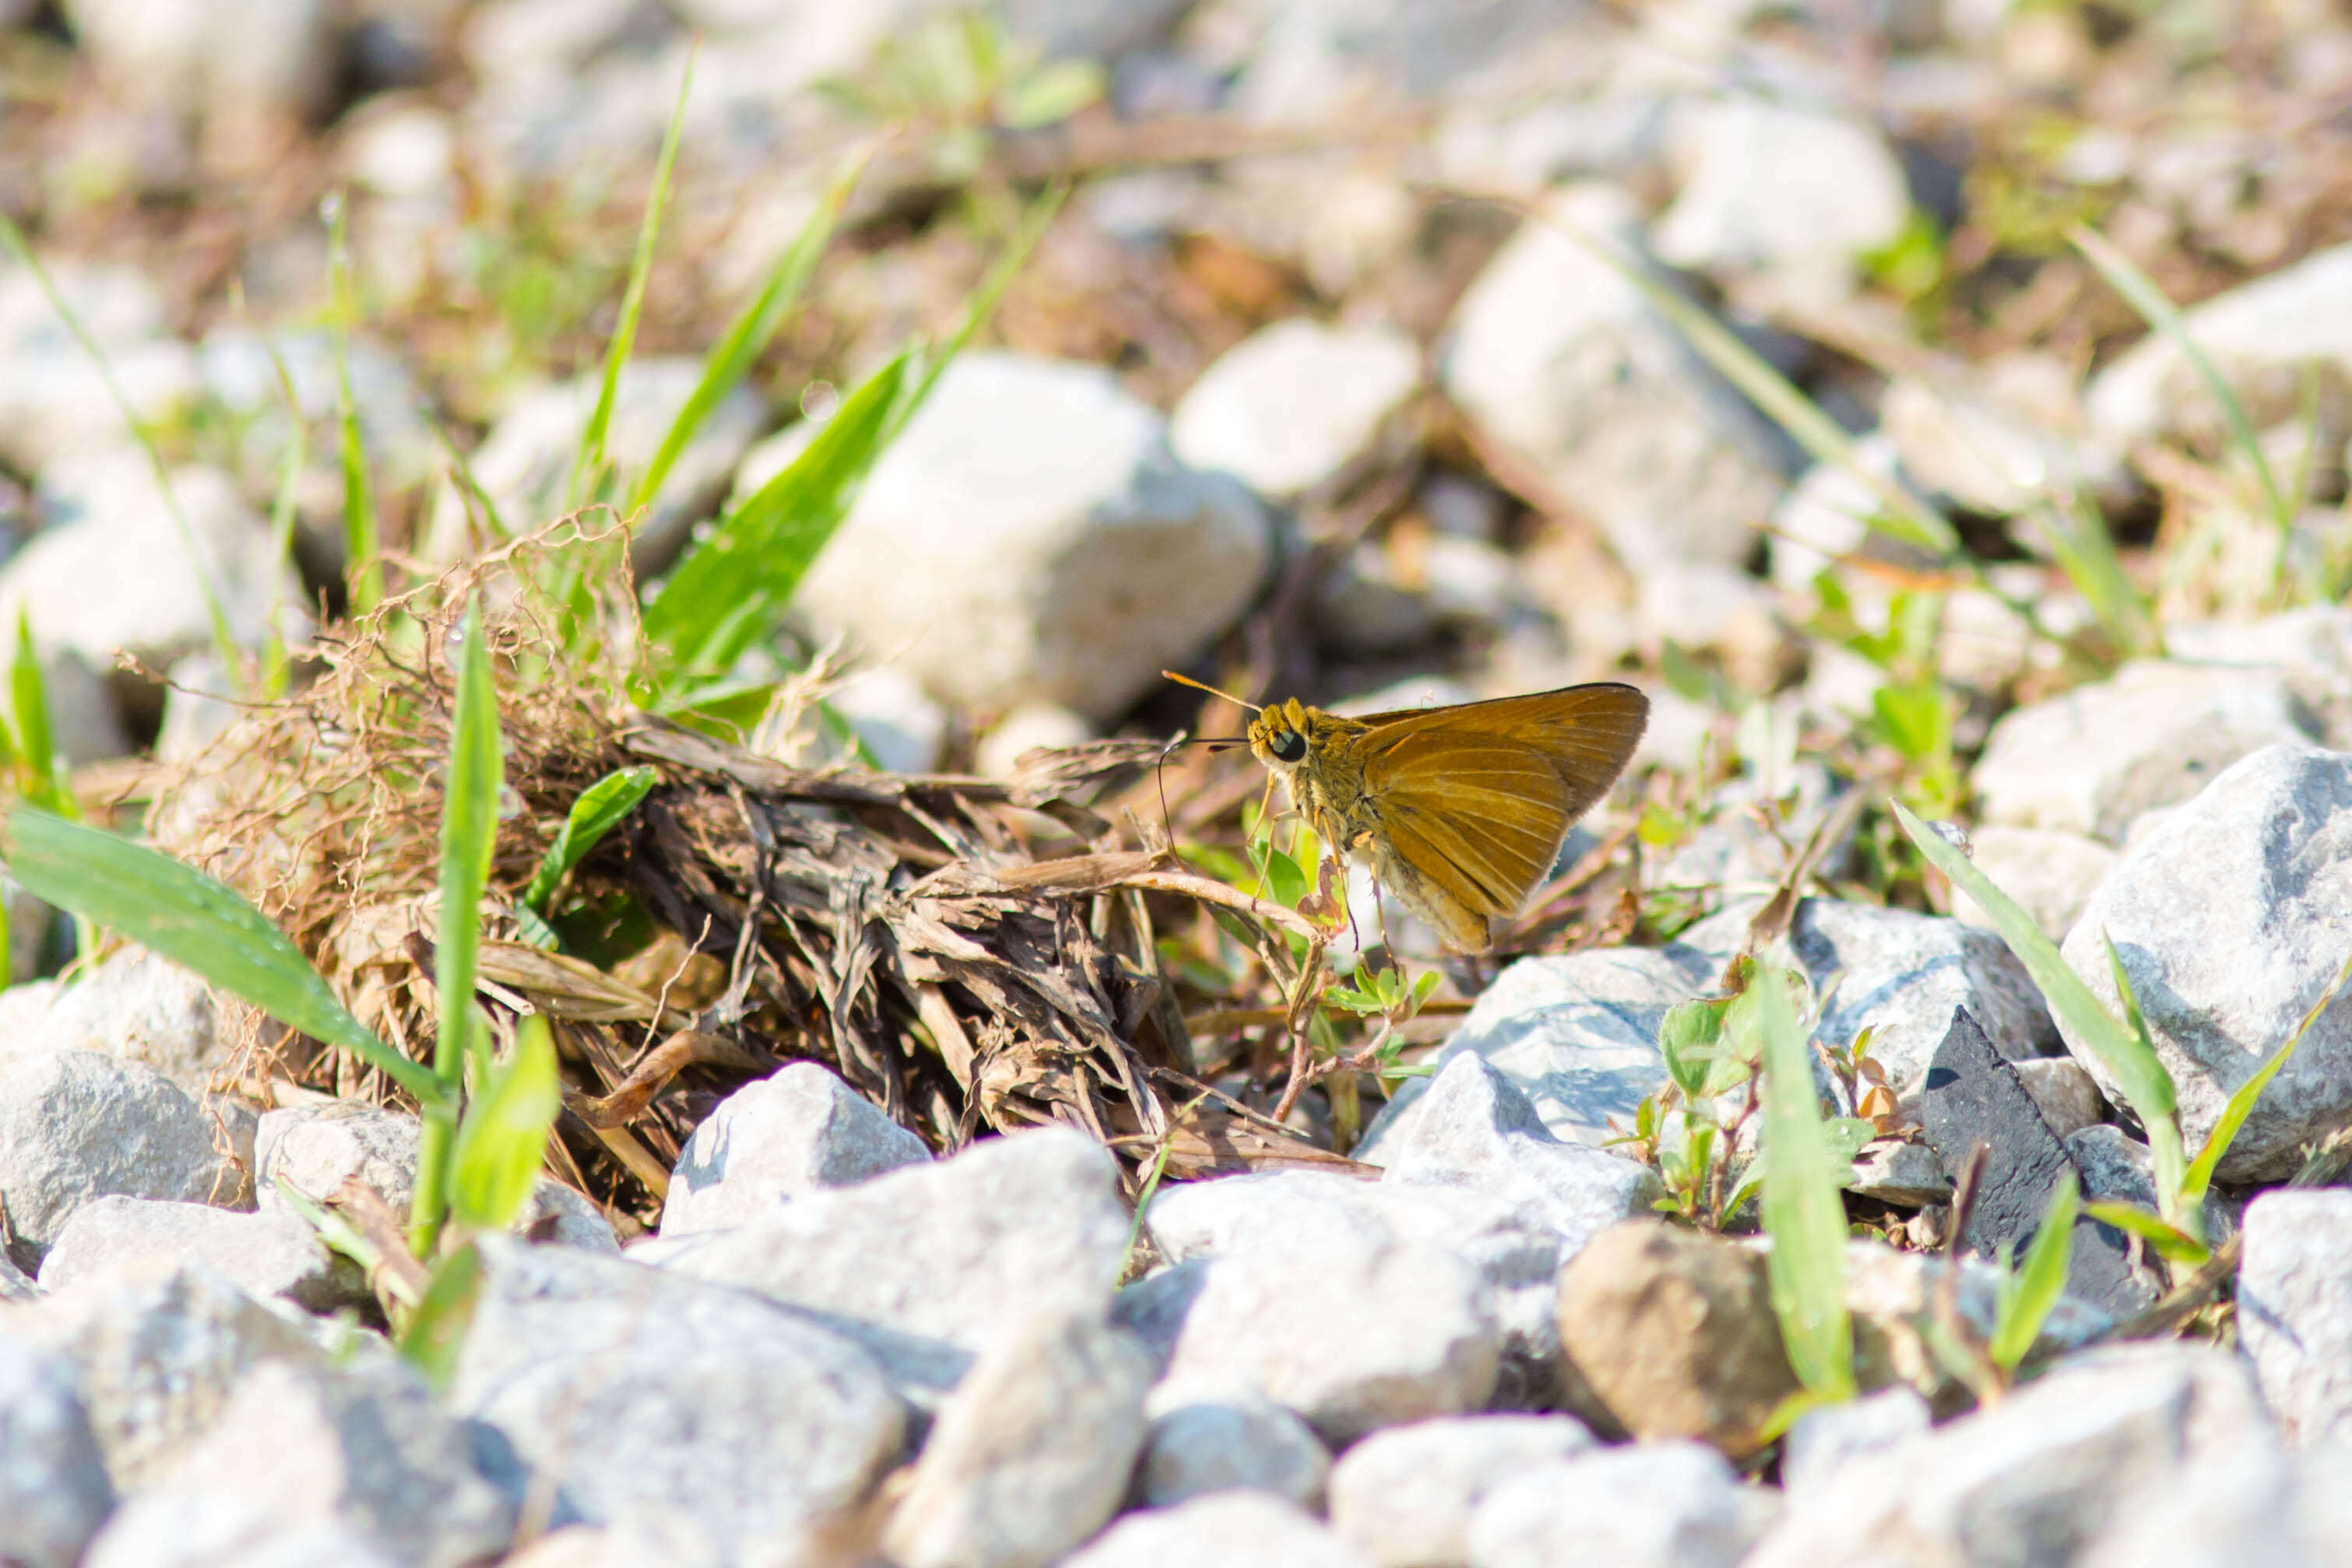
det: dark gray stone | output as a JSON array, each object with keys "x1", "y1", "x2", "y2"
[{"x1": 0, "y1": 1330, "x2": 114, "y2": 1568}]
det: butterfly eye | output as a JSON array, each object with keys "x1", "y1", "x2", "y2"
[{"x1": 1267, "y1": 730, "x2": 1307, "y2": 762}]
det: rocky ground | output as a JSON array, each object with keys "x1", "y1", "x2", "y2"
[{"x1": 4, "y1": 0, "x2": 2352, "y2": 1565}]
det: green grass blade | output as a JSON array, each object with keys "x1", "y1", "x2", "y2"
[
  {"x1": 573, "y1": 43, "x2": 696, "y2": 509},
  {"x1": 325, "y1": 193, "x2": 380, "y2": 613},
  {"x1": 1744, "y1": 965, "x2": 1855, "y2": 1401},
  {"x1": 1988, "y1": 1169, "x2": 2078, "y2": 1369},
  {"x1": 0, "y1": 213, "x2": 242, "y2": 679},
  {"x1": 2069, "y1": 223, "x2": 2291, "y2": 536},
  {"x1": 0, "y1": 807, "x2": 441, "y2": 1102},
  {"x1": 260, "y1": 334, "x2": 313, "y2": 657},
  {"x1": 11, "y1": 612, "x2": 62, "y2": 815},
  {"x1": 522, "y1": 766, "x2": 657, "y2": 912},
  {"x1": 2030, "y1": 491, "x2": 2153, "y2": 658},
  {"x1": 2081, "y1": 1200, "x2": 2211, "y2": 1266},
  {"x1": 1545, "y1": 209, "x2": 1956, "y2": 557},
  {"x1": 628, "y1": 153, "x2": 866, "y2": 517},
  {"x1": 642, "y1": 349, "x2": 911, "y2": 687},
  {"x1": 1894, "y1": 802, "x2": 2178, "y2": 1130},
  {"x1": 2183, "y1": 943, "x2": 2352, "y2": 1204},
  {"x1": 448, "y1": 1014, "x2": 559, "y2": 1232},
  {"x1": 396, "y1": 1238, "x2": 483, "y2": 1388}
]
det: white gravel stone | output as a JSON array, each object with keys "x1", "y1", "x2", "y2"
[
  {"x1": 1357, "y1": 943, "x2": 1716, "y2": 1162},
  {"x1": 1653, "y1": 97, "x2": 1909, "y2": 295},
  {"x1": 7, "y1": 458, "x2": 303, "y2": 670},
  {"x1": 654, "y1": 1126, "x2": 1127, "y2": 1352},
  {"x1": 85, "y1": 1356, "x2": 514, "y2": 1568},
  {"x1": 1466, "y1": 1442, "x2": 1767, "y2": 1568},
  {"x1": 0, "y1": 262, "x2": 199, "y2": 470},
  {"x1": 1781, "y1": 1386, "x2": 1930, "y2": 1499},
  {"x1": 794, "y1": 351, "x2": 1271, "y2": 722},
  {"x1": 26, "y1": 948, "x2": 228, "y2": 1094},
  {"x1": 423, "y1": 358, "x2": 765, "y2": 571},
  {"x1": 60, "y1": 0, "x2": 334, "y2": 127},
  {"x1": 1880, "y1": 370, "x2": 2126, "y2": 519},
  {"x1": 660, "y1": 1062, "x2": 930, "y2": 1236},
  {"x1": 0, "y1": 1050, "x2": 247, "y2": 1260},
  {"x1": 1749, "y1": 1344, "x2": 2276, "y2": 1568},
  {"x1": 15, "y1": 1258, "x2": 329, "y2": 1489},
  {"x1": 1328, "y1": 1414, "x2": 1594, "y2": 1568},
  {"x1": 2166, "y1": 606, "x2": 2352, "y2": 750},
  {"x1": 1137, "y1": 1396, "x2": 1331, "y2": 1510},
  {"x1": 1974, "y1": 661, "x2": 2317, "y2": 841},
  {"x1": 883, "y1": 1310, "x2": 1152, "y2": 1568},
  {"x1": 2241, "y1": 1189, "x2": 2352, "y2": 1445},
  {"x1": 1062, "y1": 1492, "x2": 1374, "y2": 1568},
  {"x1": 2058, "y1": 744, "x2": 2352, "y2": 1180},
  {"x1": 1443, "y1": 183, "x2": 1789, "y2": 572},
  {"x1": 37, "y1": 1197, "x2": 364, "y2": 1313},
  {"x1": 255, "y1": 1102, "x2": 617, "y2": 1251},
  {"x1": 448, "y1": 1236, "x2": 905, "y2": 1553},
  {"x1": 1172, "y1": 318, "x2": 1421, "y2": 498},
  {"x1": 0, "y1": 1331, "x2": 114, "y2": 1568},
  {"x1": 1951, "y1": 824, "x2": 2118, "y2": 941},
  {"x1": 1130, "y1": 1173, "x2": 1503, "y2": 1443}
]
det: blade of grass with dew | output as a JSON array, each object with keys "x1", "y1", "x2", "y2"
[
  {"x1": 523, "y1": 765, "x2": 657, "y2": 913},
  {"x1": 2069, "y1": 223, "x2": 2290, "y2": 536},
  {"x1": 0, "y1": 213, "x2": 242, "y2": 679},
  {"x1": 629, "y1": 150, "x2": 867, "y2": 516},
  {"x1": 1988, "y1": 1169, "x2": 2078, "y2": 1370},
  {"x1": 2182, "y1": 943, "x2": 2352, "y2": 1205},
  {"x1": 448, "y1": 1014, "x2": 560, "y2": 1232},
  {"x1": 572, "y1": 43, "x2": 696, "y2": 511},
  {"x1": 1545, "y1": 209, "x2": 1956, "y2": 557},
  {"x1": 0, "y1": 807, "x2": 442, "y2": 1102},
  {"x1": 1893, "y1": 800, "x2": 2186, "y2": 1212},
  {"x1": 324, "y1": 192, "x2": 380, "y2": 614},
  {"x1": 413, "y1": 603, "x2": 505, "y2": 1255},
  {"x1": 1743, "y1": 964, "x2": 1855, "y2": 1403}
]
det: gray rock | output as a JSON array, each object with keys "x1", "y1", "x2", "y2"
[
  {"x1": 13, "y1": 1258, "x2": 328, "y2": 1489},
  {"x1": 1781, "y1": 1386, "x2": 1930, "y2": 1499},
  {"x1": 198, "y1": 326, "x2": 436, "y2": 494},
  {"x1": 38, "y1": 1197, "x2": 365, "y2": 1313},
  {"x1": 1137, "y1": 1397, "x2": 1331, "y2": 1511},
  {"x1": 1952, "y1": 824, "x2": 2118, "y2": 942},
  {"x1": 0, "y1": 262, "x2": 199, "y2": 470},
  {"x1": 1781, "y1": 898, "x2": 2058, "y2": 1097},
  {"x1": 2241, "y1": 1189, "x2": 2352, "y2": 1445},
  {"x1": 1879, "y1": 367, "x2": 2128, "y2": 520},
  {"x1": 30, "y1": 646, "x2": 132, "y2": 768},
  {"x1": 1442, "y1": 183, "x2": 1789, "y2": 573},
  {"x1": 2058, "y1": 744, "x2": 2352, "y2": 1180},
  {"x1": 1651, "y1": 97, "x2": 1909, "y2": 297},
  {"x1": 2065, "y1": 1124, "x2": 2161, "y2": 1210},
  {"x1": 0, "y1": 1248, "x2": 35, "y2": 1300},
  {"x1": 85, "y1": 1507, "x2": 393, "y2": 1568},
  {"x1": 2080, "y1": 1437, "x2": 2306, "y2": 1568},
  {"x1": 8, "y1": 458, "x2": 303, "y2": 668},
  {"x1": 653, "y1": 1127, "x2": 1127, "y2": 1352},
  {"x1": 1328, "y1": 1414, "x2": 1594, "y2": 1568},
  {"x1": 659, "y1": 1062, "x2": 930, "y2": 1236},
  {"x1": 0, "y1": 1331, "x2": 114, "y2": 1568},
  {"x1": 1840, "y1": 1239, "x2": 2111, "y2": 1397},
  {"x1": 2298, "y1": 1441, "x2": 2352, "y2": 1561},
  {"x1": 0, "y1": 1050, "x2": 247, "y2": 1260},
  {"x1": 1130, "y1": 1174, "x2": 1501, "y2": 1443},
  {"x1": 448, "y1": 1236, "x2": 905, "y2": 1552},
  {"x1": 1061, "y1": 1492, "x2": 1373, "y2": 1568},
  {"x1": 1845, "y1": 1139, "x2": 1951, "y2": 1207},
  {"x1": 1974, "y1": 662, "x2": 2317, "y2": 841},
  {"x1": 882, "y1": 1310, "x2": 1151, "y2": 1568},
  {"x1": 1357, "y1": 943, "x2": 1716, "y2": 1162},
  {"x1": 27, "y1": 948, "x2": 228, "y2": 1094},
  {"x1": 86, "y1": 1356, "x2": 514, "y2": 1568},
  {"x1": 1466, "y1": 1442, "x2": 1768, "y2": 1568},
  {"x1": 1749, "y1": 1345, "x2": 2276, "y2": 1568},
  {"x1": 497, "y1": 1518, "x2": 728, "y2": 1568},
  {"x1": 1313, "y1": 545, "x2": 1440, "y2": 657},
  {"x1": 423, "y1": 358, "x2": 765, "y2": 572},
  {"x1": 2086, "y1": 241, "x2": 2352, "y2": 450},
  {"x1": 255, "y1": 1102, "x2": 617, "y2": 1252},
  {"x1": 0, "y1": 978, "x2": 60, "y2": 1050},
  {"x1": 1170, "y1": 319, "x2": 1420, "y2": 498},
  {"x1": 2016, "y1": 1054, "x2": 2108, "y2": 1138},
  {"x1": 59, "y1": 0, "x2": 333, "y2": 130},
  {"x1": 2166, "y1": 606, "x2": 2352, "y2": 749},
  {"x1": 793, "y1": 351, "x2": 1270, "y2": 722}
]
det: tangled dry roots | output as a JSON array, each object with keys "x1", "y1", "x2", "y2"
[{"x1": 148, "y1": 521, "x2": 1347, "y2": 1228}]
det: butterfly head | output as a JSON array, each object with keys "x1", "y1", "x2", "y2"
[{"x1": 1246, "y1": 698, "x2": 1316, "y2": 775}]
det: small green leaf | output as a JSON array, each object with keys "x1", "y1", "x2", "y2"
[
  {"x1": 523, "y1": 767, "x2": 657, "y2": 914},
  {"x1": 998, "y1": 56, "x2": 1104, "y2": 128},
  {"x1": 449, "y1": 1015, "x2": 561, "y2": 1232},
  {"x1": 2082, "y1": 1200, "x2": 2212, "y2": 1266},
  {"x1": 1988, "y1": 1170, "x2": 2079, "y2": 1369},
  {"x1": 1658, "y1": 997, "x2": 1724, "y2": 1099}
]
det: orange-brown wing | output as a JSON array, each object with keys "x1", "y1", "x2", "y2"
[
  {"x1": 1351, "y1": 683, "x2": 1649, "y2": 823},
  {"x1": 1355, "y1": 732, "x2": 1573, "y2": 916}
]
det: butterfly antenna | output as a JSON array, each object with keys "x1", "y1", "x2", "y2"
[{"x1": 1162, "y1": 669, "x2": 1262, "y2": 713}]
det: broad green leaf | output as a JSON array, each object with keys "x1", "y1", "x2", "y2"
[
  {"x1": 449, "y1": 1015, "x2": 560, "y2": 1232},
  {"x1": 0, "y1": 807, "x2": 441, "y2": 1102},
  {"x1": 1744, "y1": 965, "x2": 1854, "y2": 1402},
  {"x1": 522, "y1": 767, "x2": 657, "y2": 914},
  {"x1": 1988, "y1": 1170, "x2": 2079, "y2": 1369},
  {"x1": 1658, "y1": 997, "x2": 1725, "y2": 1099},
  {"x1": 435, "y1": 603, "x2": 503, "y2": 1076}
]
